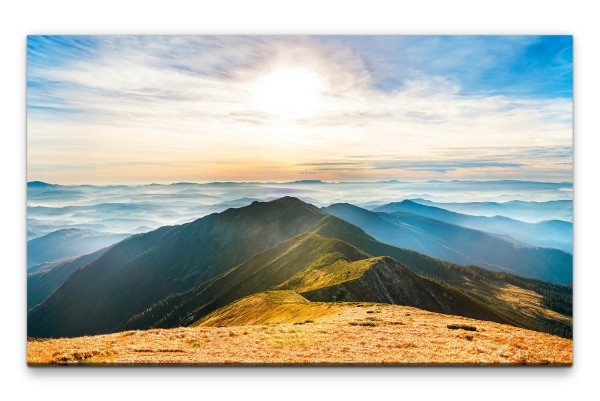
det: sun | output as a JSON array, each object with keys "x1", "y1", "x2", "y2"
[{"x1": 247, "y1": 66, "x2": 325, "y2": 119}]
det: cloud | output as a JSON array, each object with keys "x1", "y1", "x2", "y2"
[
  {"x1": 298, "y1": 159, "x2": 524, "y2": 173},
  {"x1": 26, "y1": 36, "x2": 572, "y2": 184}
]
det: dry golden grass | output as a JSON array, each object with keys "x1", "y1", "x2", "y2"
[
  {"x1": 195, "y1": 291, "x2": 344, "y2": 327},
  {"x1": 495, "y1": 284, "x2": 572, "y2": 324},
  {"x1": 28, "y1": 298, "x2": 572, "y2": 365}
]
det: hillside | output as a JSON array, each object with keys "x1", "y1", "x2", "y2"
[
  {"x1": 374, "y1": 200, "x2": 572, "y2": 252},
  {"x1": 27, "y1": 296, "x2": 572, "y2": 365},
  {"x1": 27, "y1": 228, "x2": 130, "y2": 268},
  {"x1": 323, "y1": 203, "x2": 572, "y2": 284}
]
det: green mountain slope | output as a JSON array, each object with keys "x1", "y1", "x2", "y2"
[{"x1": 323, "y1": 203, "x2": 572, "y2": 284}]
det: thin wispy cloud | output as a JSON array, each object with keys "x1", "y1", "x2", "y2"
[{"x1": 27, "y1": 36, "x2": 572, "y2": 184}]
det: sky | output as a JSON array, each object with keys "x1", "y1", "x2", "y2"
[{"x1": 26, "y1": 36, "x2": 573, "y2": 184}]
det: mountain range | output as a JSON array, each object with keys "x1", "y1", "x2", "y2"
[
  {"x1": 405, "y1": 198, "x2": 573, "y2": 223},
  {"x1": 373, "y1": 200, "x2": 572, "y2": 252},
  {"x1": 28, "y1": 197, "x2": 572, "y2": 340},
  {"x1": 323, "y1": 203, "x2": 572, "y2": 284},
  {"x1": 26, "y1": 181, "x2": 572, "y2": 243}
]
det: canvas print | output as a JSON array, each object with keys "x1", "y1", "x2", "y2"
[{"x1": 26, "y1": 35, "x2": 573, "y2": 365}]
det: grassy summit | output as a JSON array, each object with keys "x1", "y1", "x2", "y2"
[{"x1": 28, "y1": 298, "x2": 572, "y2": 365}]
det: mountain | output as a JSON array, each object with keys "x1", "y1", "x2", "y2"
[
  {"x1": 28, "y1": 197, "x2": 572, "y2": 339},
  {"x1": 27, "y1": 247, "x2": 109, "y2": 309},
  {"x1": 323, "y1": 203, "x2": 572, "y2": 284},
  {"x1": 27, "y1": 181, "x2": 57, "y2": 188},
  {"x1": 373, "y1": 200, "x2": 572, "y2": 252},
  {"x1": 27, "y1": 228, "x2": 130, "y2": 268},
  {"x1": 27, "y1": 197, "x2": 330, "y2": 338},
  {"x1": 408, "y1": 198, "x2": 573, "y2": 223}
]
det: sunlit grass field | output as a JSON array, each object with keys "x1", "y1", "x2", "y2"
[{"x1": 28, "y1": 298, "x2": 572, "y2": 365}]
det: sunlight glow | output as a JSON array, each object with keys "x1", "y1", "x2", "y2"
[{"x1": 247, "y1": 66, "x2": 325, "y2": 119}]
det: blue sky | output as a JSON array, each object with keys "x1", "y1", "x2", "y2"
[
  {"x1": 331, "y1": 36, "x2": 572, "y2": 98},
  {"x1": 26, "y1": 36, "x2": 573, "y2": 184}
]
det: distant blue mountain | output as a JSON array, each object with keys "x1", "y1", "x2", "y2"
[
  {"x1": 408, "y1": 198, "x2": 572, "y2": 222},
  {"x1": 375, "y1": 200, "x2": 572, "y2": 252},
  {"x1": 27, "y1": 181, "x2": 57, "y2": 188},
  {"x1": 27, "y1": 228, "x2": 130, "y2": 268},
  {"x1": 285, "y1": 180, "x2": 324, "y2": 184}
]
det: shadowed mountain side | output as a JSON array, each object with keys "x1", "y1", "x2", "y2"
[
  {"x1": 374, "y1": 200, "x2": 572, "y2": 252},
  {"x1": 27, "y1": 225, "x2": 180, "y2": 338},
  {"x1": 27, "y1": 247, "x2": 109, "y2": 310},
  {"x1": 27, "y1": 228, "x2": 130, "y2": 268},
  {"x1": 323, "y1": 203, "x2": 572, "y2": 284}
]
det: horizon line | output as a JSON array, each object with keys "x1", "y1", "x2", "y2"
[{"x1": 27, "y1": 178, "x2": 574, "y2": 187}]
